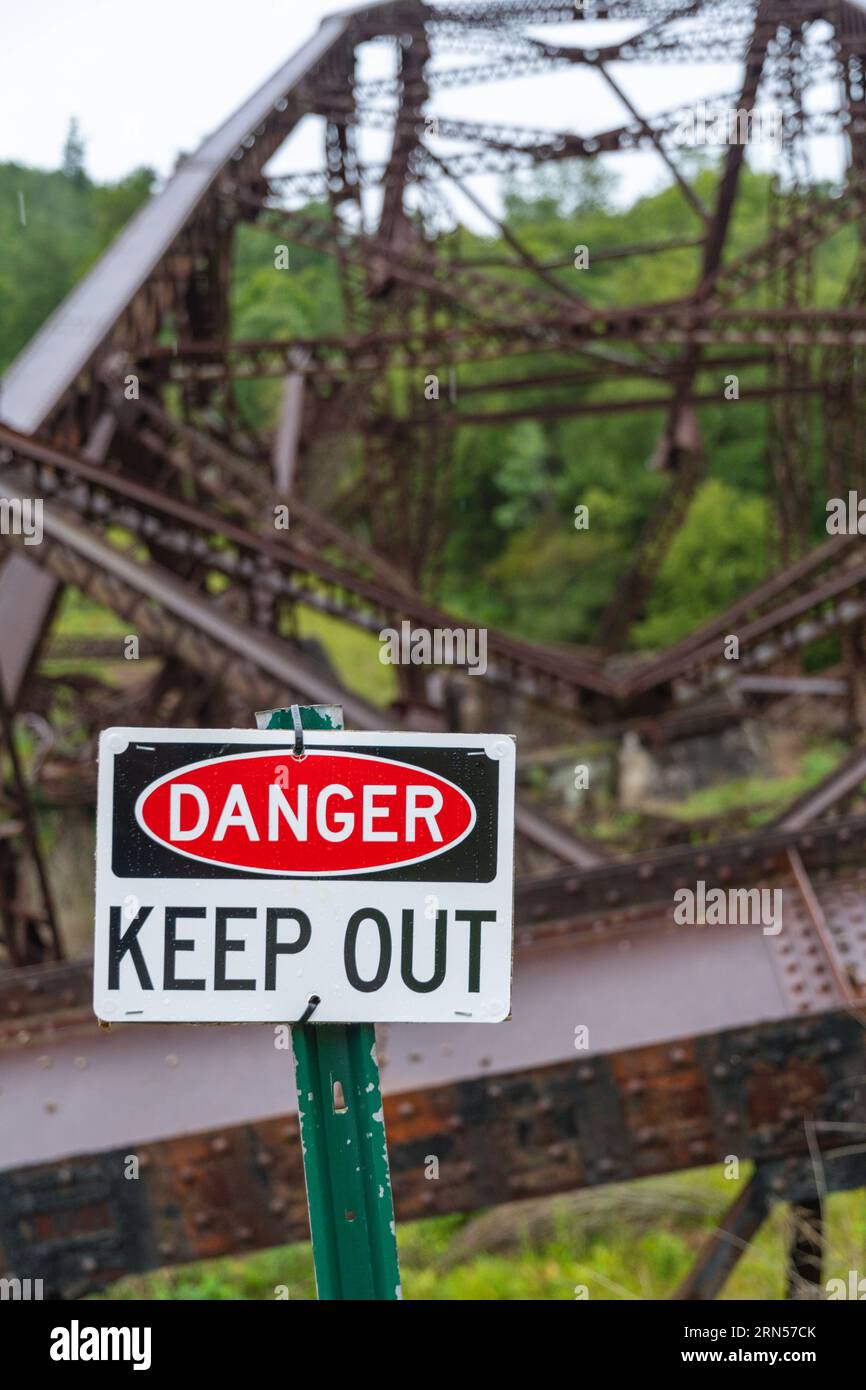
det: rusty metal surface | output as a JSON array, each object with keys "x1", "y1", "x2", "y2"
[
  {"x1": 0, "y1": 920, "x2": 789, "y2": 1169},
  {"x1": 517, "y1": 813, "x2": 866, "y2": 932},
  {"x1": 0, "y1": 479, "x2": 382, "y2": 728},
  {"x1": 770, "y1": 747, "x2": 866, "y2": 830},
  {"x1": 0, "y1": 421, "x2": 618, "y2": 706},
  {"x1": 672, "y1": 1173, "x2": 770, "y2": 1301},
  {"x1": 5, "y1": 0, "x2": 866, "y2": 1297},
  {"x1": 0, "y1": 7, "x2": 389, "y2": 432},
  {"x1": 8, "y1": 819, "x2": 866, "y2": 1169},
  {"x1": 2, "y1": 1005, "x2": 864, "y2": 1297},
  {"x1": 5, "y1": 417, "x2": 866, "y2": 720},
  {"x1": 0, "y1": 557, "x2": 57, "y2": 705}
]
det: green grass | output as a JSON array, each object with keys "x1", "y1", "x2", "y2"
[
  {"x1": 52, "y1": 587, "x2": 396, "y2": 712},
  {"x1": 662, "y1": 742, "x2": 847, "y2": 827},
  {"x1": 55, "y1": 587, "x2": 130, "y2": 637},
  {"x1": 94, "y1": 1167, "x2": 866, "y2": 1301},
  {"x1": 295, "y1": 606, "x2": 396, "y2": 709}
]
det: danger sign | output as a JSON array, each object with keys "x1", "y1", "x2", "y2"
[{"x1": 94, "y1": 729, "x2": 516, "y2": 1024}]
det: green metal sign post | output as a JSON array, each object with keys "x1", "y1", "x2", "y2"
[{"x1": 257, "y1": 703, "x2": 401, "y2": 1301}]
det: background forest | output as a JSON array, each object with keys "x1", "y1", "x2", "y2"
[
  {"x1": 2, "y1": 123, "x2": 855, "y2": 662},
  {"x1": 4, "y1": 123, "x2": 864, "y2": 1305}
]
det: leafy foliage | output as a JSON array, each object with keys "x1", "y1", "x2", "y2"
[
  {"x1": 94, "y1": 1167, "x2": 866, "y2": 1301},
  {"x1": 0, "y1": 143, "x2": 856, "y2": 659},
  {"x1": 0, "y1": 145, "x2": 154, "y2": 373}
]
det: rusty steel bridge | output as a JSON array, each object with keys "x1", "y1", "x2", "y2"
[{"x1": 4, "y1": 0, "x2": 866, "y2": 1299}]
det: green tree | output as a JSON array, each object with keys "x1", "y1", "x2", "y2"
[
  {"x1": 62, "y1": 118, "x2": 88, "y2": 186},
  {"x1": 632, "y1": 480, "x2": 772, "y2": 649},
  {"x1": 0, "y1": 159, "x2": 152, "y2": 371}
]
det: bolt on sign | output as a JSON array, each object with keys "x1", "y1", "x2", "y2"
[{"x1": 94, "y1": 729, "x2": 516, "y2": 1024}]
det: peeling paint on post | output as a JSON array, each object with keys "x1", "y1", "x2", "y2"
[{"x1": 257, "y1": 703, "x2": 401, "y2": 1300}]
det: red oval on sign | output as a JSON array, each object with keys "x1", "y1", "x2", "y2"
[{"x1": 134, "y1": 750, "x2": 476, "y2": 875}]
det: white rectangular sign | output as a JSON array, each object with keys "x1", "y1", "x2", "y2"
[{"x1": 94, "y1": 728, "x2": 515, "y2": 1024}]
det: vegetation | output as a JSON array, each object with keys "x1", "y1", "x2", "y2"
[
  {"x1": 1, "y1": 137, "x2": 856, "y2": 662},
  {"x1": 0, "y1": 131, "x2": 154, "y2": 373},
  {"x1": 658, "y1": 742, "x2": 846, "y2": 827},
  {"x1": 96, "y1": 1166, "x2": 866, "y2": 1301},
  {"x1": 6, "y1": 134, "x2": 862, "y2": 1303}
]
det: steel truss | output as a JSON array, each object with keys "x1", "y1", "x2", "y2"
[{"x1": 4, "y1": 0, "x2": 866, "y2": 1299}]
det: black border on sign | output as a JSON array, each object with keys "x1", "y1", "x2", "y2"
[{"x1": 110, "y1": 742, "x2": 499, "y2": 882}]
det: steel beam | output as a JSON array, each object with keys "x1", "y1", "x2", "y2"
[{"x1": 2, "y1": 1006, "x2": 864, "y2": 1297}]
